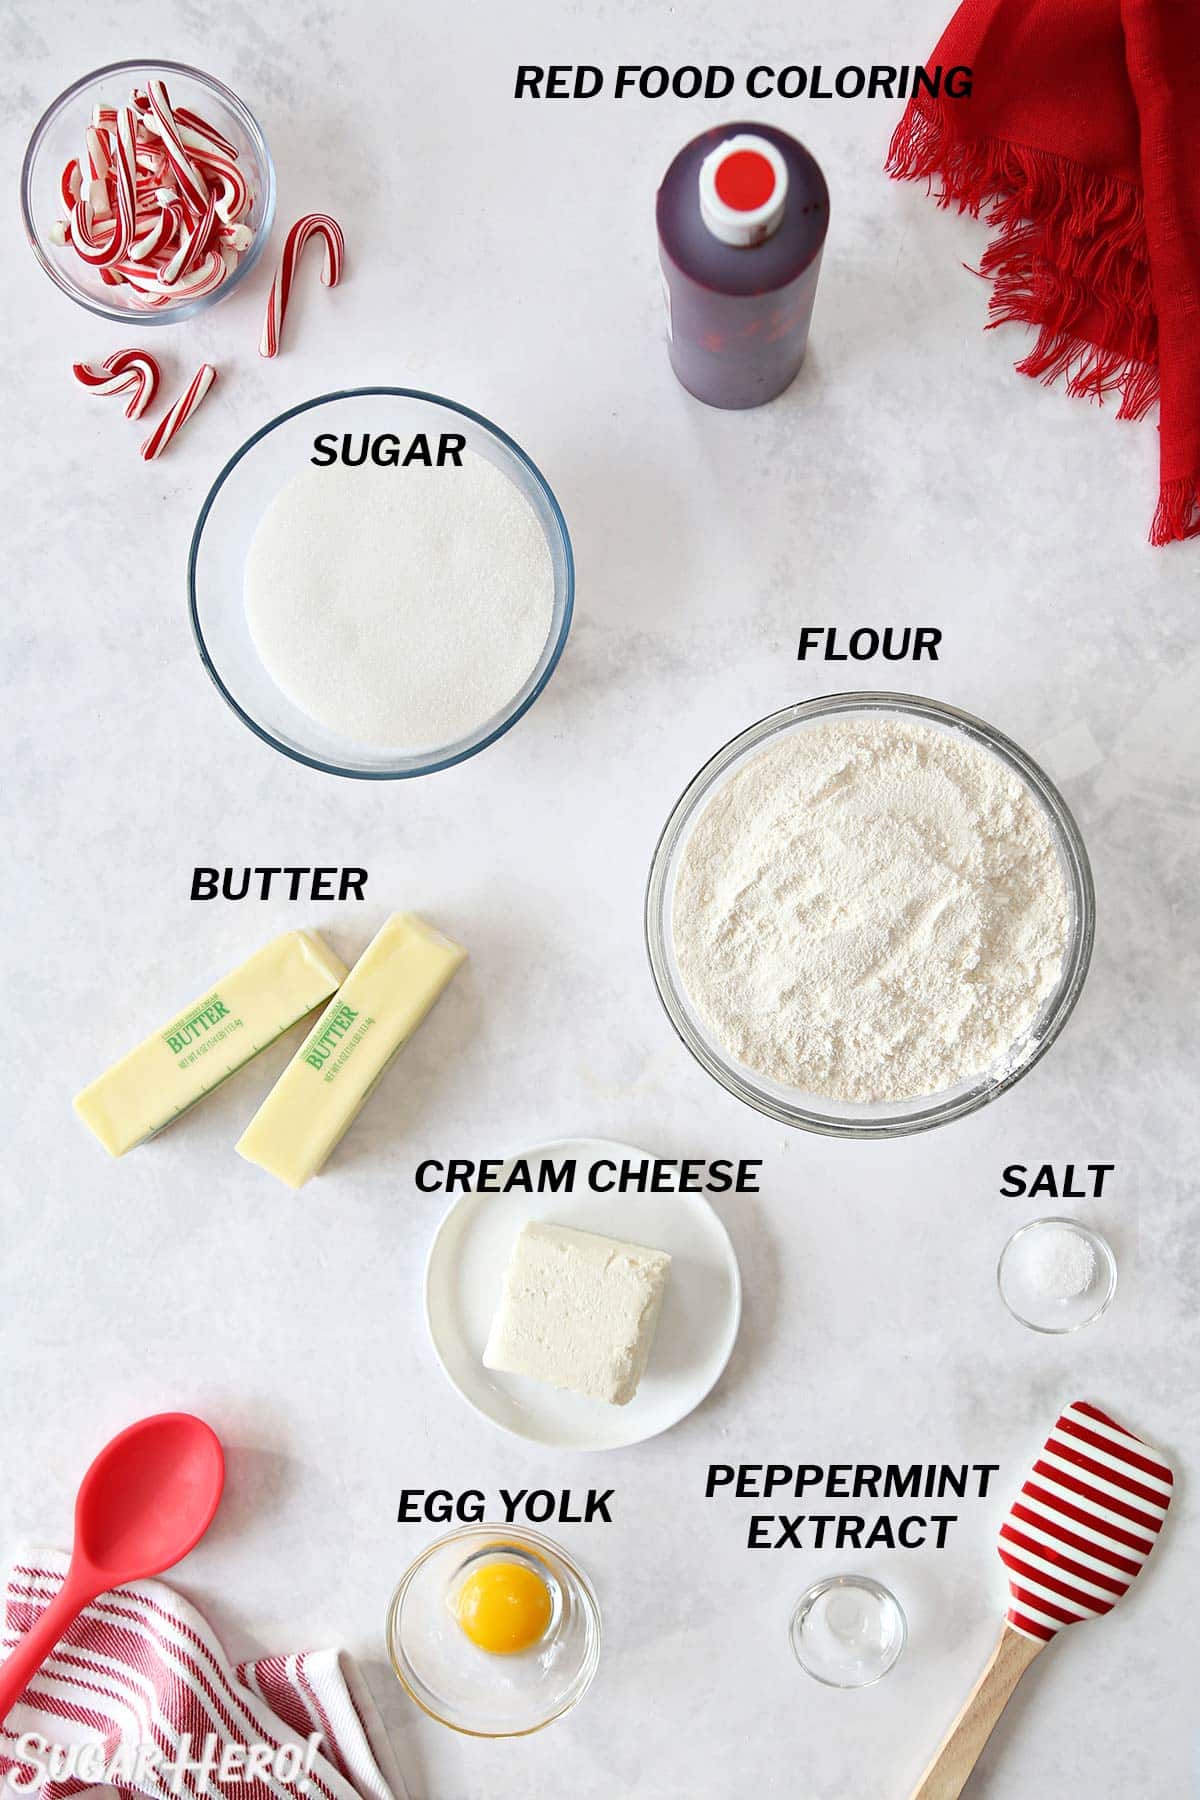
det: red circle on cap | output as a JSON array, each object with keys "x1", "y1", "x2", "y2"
[{"x1": 713, "y1": 148, "x2": 777, "y2": 212}]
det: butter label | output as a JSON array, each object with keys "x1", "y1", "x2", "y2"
[
  {"x1": 162, "y1": 993, "x2": 242, "y2": 1066},
  {"x1": 235, "y1": 912, "x2": 466, "y2": 1188},
  {"x1": 75, "y1": 928, "x2": 349, "y2": 1160},
  {"x1": 302, "y1": 1002, "x2": 375, "y2": 1079}
]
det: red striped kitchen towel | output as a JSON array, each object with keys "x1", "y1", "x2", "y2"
[
  {"x1": 0, "y1": 1554, "x2": 407, "y2": 1800},
  {"x1": 887, "y1": 0, "x2": 1200, "y2": 545}
]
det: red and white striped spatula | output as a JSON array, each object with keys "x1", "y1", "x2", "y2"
[{"x1": 911, "y1": 1399, "x2": 1174, "y2": 1799}]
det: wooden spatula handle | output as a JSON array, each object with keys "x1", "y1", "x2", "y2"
[{"x1": 909, "y1": 1624, "x2": 1045, "y2": 1800}]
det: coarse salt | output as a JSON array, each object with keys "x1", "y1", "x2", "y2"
[{"x1": 1022, "y1": 1224, "x2": 1097, "y2": 1301}]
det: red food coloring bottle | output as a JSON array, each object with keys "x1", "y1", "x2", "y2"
[{"x1": 657, "y1": 125, "x2": 829, "y2": 409}]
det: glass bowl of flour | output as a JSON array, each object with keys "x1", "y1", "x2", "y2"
[
  {"x1": 646, "y1": 693, "x2": 1094, "y2": 1137},
  {"x1": 189, "y1": 389, "x2": 573, "y2": 777}
]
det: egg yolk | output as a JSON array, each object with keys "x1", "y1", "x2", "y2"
[{"x1": 455, "y1": 1560, "x2": 552, "y2": 1656}]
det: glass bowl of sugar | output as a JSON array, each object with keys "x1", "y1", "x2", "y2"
[
  {"x1": 189, "y1": 388, "x2": 573, "y2": 778},
  {"x1": 645, "y1": 693, "x2": 1095, "y2": 1138}
]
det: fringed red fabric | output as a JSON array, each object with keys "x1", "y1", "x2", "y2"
[{"x1": 887, "y1": 0, "x2": 1200, "y2": 547}]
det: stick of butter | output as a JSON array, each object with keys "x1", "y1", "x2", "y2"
[
  {"x1": 74, "y1": 929, "x2": 348, "y2": 1157},
  {"x1": 236, "y1": 912, "x2": 466, "y2": 1189}
]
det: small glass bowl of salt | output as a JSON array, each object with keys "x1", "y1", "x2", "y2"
[{"x1": 997, "y1": 1217, "x2": 1117, "y2": 1333}]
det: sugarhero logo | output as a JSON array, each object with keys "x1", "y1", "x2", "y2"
[{"x1": 3, "y1": 1731, "x2": 324, "y2": 1795}]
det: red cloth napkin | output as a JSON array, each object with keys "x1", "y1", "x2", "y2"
[
  {"x1": 887, "y1": 0, "x2": 1200, "y2": 545},
  {"x1": 0, "y1": 1554, "x2": 406, "y2": 1800}
]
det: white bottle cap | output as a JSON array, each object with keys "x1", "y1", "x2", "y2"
[{"x1": 698, "y1": 133, "x2": 789, "y2": 247}]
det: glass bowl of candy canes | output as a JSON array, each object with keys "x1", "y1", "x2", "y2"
[
  {"x1": 20, "y1": 60, "x2": 274, "y2": 323},
  {"x1": 189, "y1": 388, "x2": 574, "y2": 780}
]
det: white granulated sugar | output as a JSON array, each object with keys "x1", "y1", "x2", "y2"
[
  {"x1": 672, "y1": 716, "x2": 1070, "y2": 1104},
  {"x1": 244, "y1": 455, "x2": 554, "y2": 751}
]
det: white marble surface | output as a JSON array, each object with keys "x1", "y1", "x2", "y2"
[{"x1": 3, "y1": 2, "x2": 1198, "y2": 1796}]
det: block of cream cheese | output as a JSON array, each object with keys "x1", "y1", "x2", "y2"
[
  {"x1": 236, "y1": 911, "x2": 466, "y2": 1189},
  {"x1": 74, "y1": 929, "x2": 348, "y2": 1157},
  {"x1": 483, "y1": 1221, "x2": 672, "y2": 1406}
]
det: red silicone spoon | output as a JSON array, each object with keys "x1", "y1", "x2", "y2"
[{"x1": 0, "y1": 1413, "x2": 225, "y2": 1726}]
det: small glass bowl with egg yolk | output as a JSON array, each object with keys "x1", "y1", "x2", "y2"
[{"x1": 386, "y1": 1525, "x2": 601, "y2": 1736}]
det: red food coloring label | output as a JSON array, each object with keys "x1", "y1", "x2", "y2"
[{"x1": 713, "y1": 149, "x2": 776, "y2": 212}]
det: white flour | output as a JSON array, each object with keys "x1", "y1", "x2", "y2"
[
  {"x1": 672, "y1": 716, "x2": 1070, "y2": 1104},
  {"x1": 244, "y1": 454, "x2": 554, "y2": 751}
]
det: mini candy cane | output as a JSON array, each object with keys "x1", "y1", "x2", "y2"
[
  {"x1": 85, "y1": 124, "x2": 111, "y2": 182},
  {"x1": 156, "y1": 248, "x2": 227, "y2": 302},
  {"x1": 161, "y1": 185, "x2": 215, "y2": 285},
  {"x1": 70, "y1": 198, "x2": 121, "y2": 267},
  {"x1": 144, "y1": 79, "x2": 209, "y2": 214},
  {"x1": 174, "y1": 104, "x2": 237, "y2": 157},
  {"x1": 259, "y1": 213, "x2": 345, "y2": 357},
  {"x1": 110, "y1": 106, "x2": 139, "y2": 264},
  {"x1": 108, "y1": 260, "x2": 169, "y2": 293},
  {"x1": 128, "y1": 203, "x2": 175, "y2": 263},
  {"x1": 140, "y1": 362, "x2": 217, "y2": 459},
  {"x1": 88, "y1": 176, "x2": 112, "y2": 221},
  {"x1": 189, "y1": 144, "x2": 250, "y2": 222},
  {"x1": 60, "y1": 159, "x2": 82, "y2": 211},
  {"x1": 73, "y1": 348, "x2": 161, "y2": 419}
]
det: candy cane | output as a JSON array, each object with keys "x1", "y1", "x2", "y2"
[
  {"x1": 140, "y1": 363, "x2": 217, "y2": 460},
  {"x1": 110, "y1": 105, "x2": 139, "y2": 264},
  {"x1": 174, "y1": 104, "x2": 237, "y2": 157},
  {"x1": 160, "y1": 185, "x2": 215, "y2": 285},
  {"x1": 50, "y1": 90, "x2": 256, "y2": 305},
  {"x1": 144, "y1": 79, "x2": 209, "y2": 214},
  {"x1": 70, "y1": 197, "x2": 121, "y2": 266},
  {"x1": 60, "y1": 158, "x2": 82, "y2": 211},
  {"x1": 109, "y1": 259, "x2": 169, "y2": 293},
  {"x1": 142, "y1": 248, "x2": 227, "y2": 302},
  {"x1": 72, "y1": 348, "x2": 161, "y2": 419},
  {"x1": 88, "y1": 176, "x2": 112, "y2": 221},
  {"x1": 259, "y1": 213, "x2": 345, "y2": 357},
  {"x1": 190, "y1": 144, "x2": 249, "y2": 223},
  {"x1": 130, "y1": 197, "x2": 183, "y2": 263},
  {"x1": 85, "y1": 125, "x2": 112, "y2": 182}
]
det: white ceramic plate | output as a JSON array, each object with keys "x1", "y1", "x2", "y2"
[{"x1": 424, "y1": 1138, "x2": 743, "y2": 1451}]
